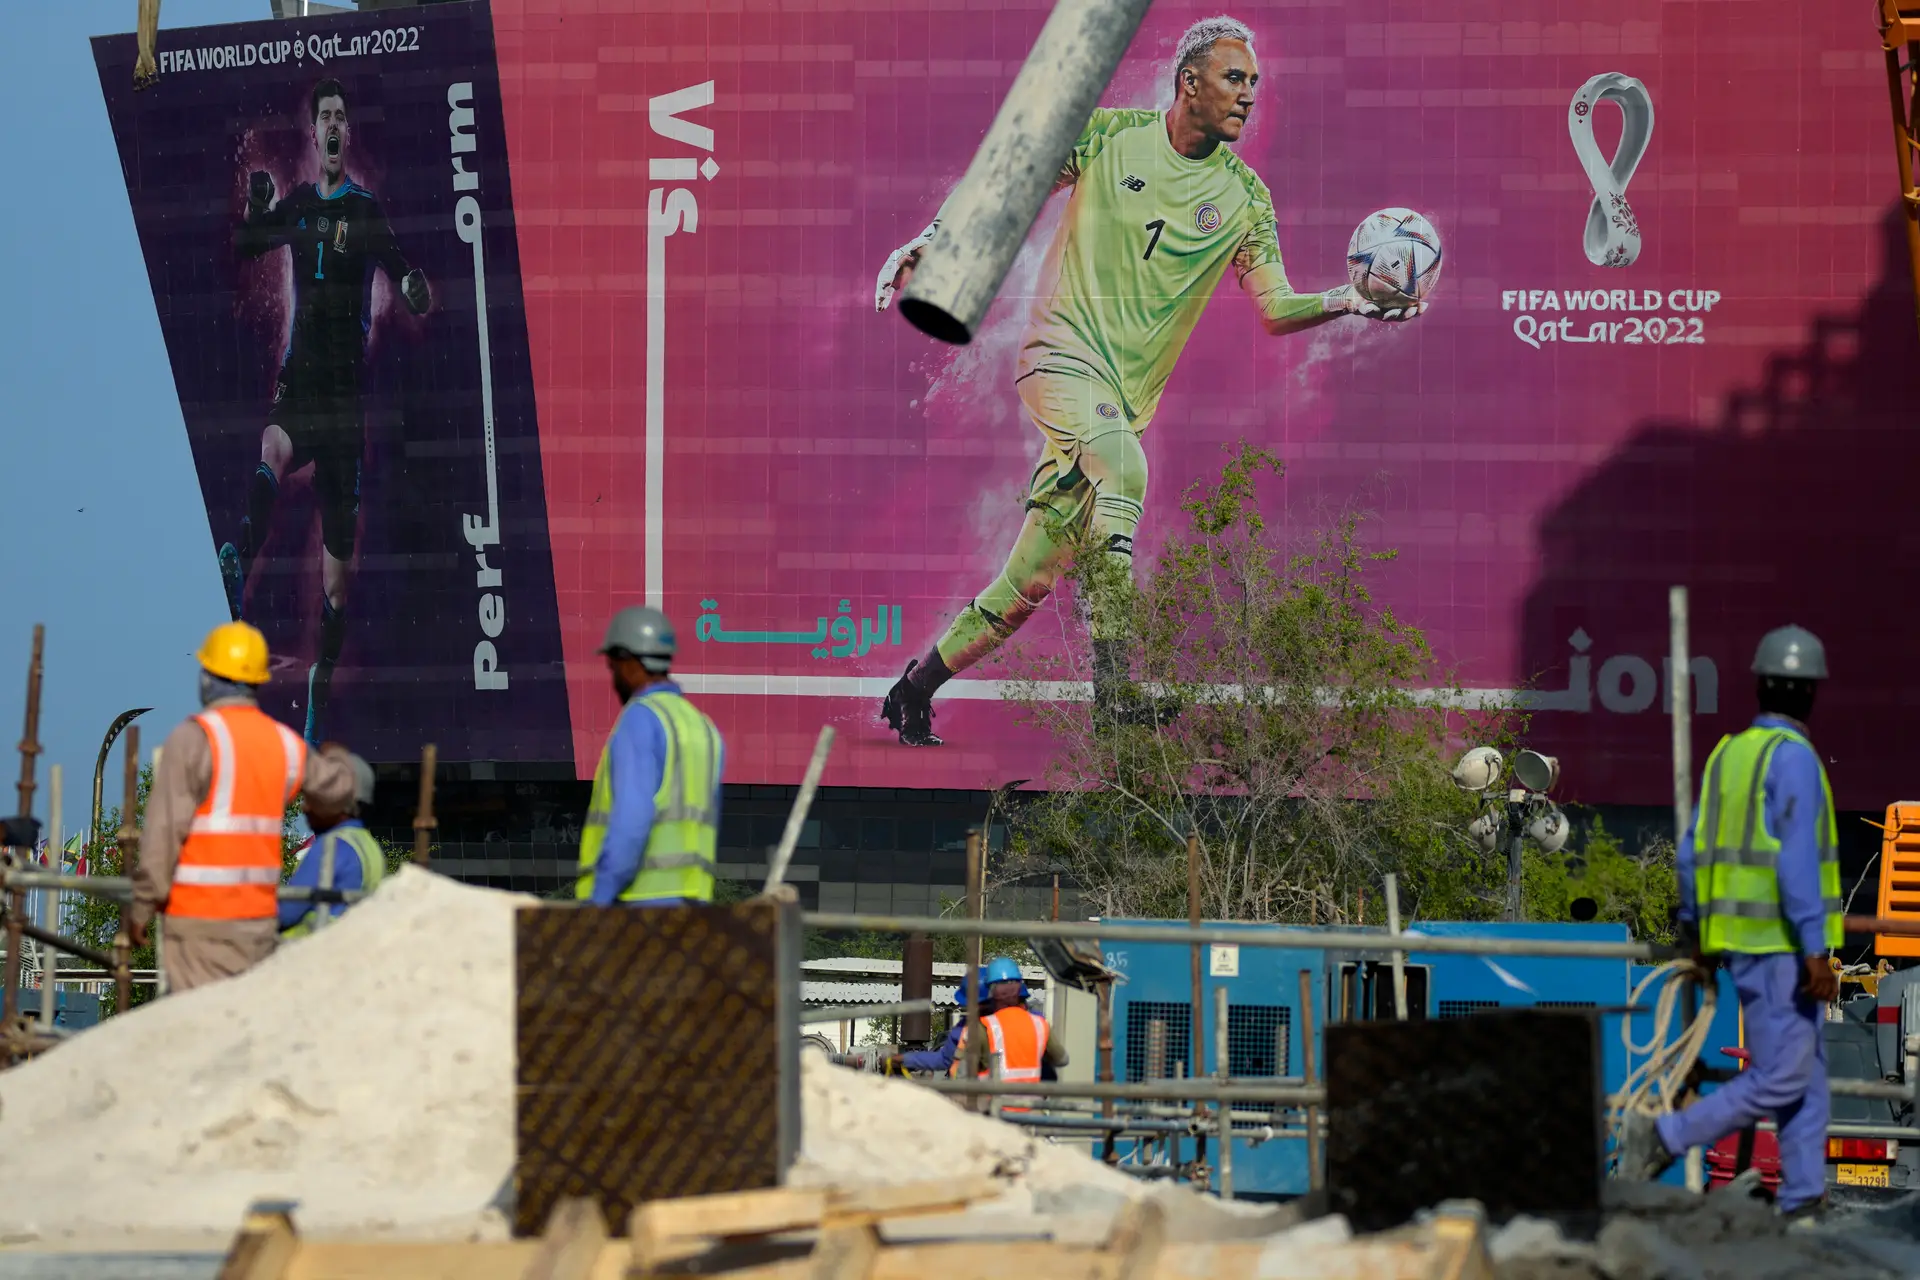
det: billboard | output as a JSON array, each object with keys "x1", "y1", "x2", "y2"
[
  {"x1": 93, "y1": 5, "x2": 570, "y2": 762},
  {"x1": 103, "y1": 2, "x2": 1919, "y2": 809}
]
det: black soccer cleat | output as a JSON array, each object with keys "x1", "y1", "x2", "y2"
[{"x1": 881, "y1": 661, "x2": 944, "y2": 747}]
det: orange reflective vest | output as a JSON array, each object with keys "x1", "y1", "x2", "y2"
[
  {"x1": 170, "y1": 704, "x2": 306, "y2": 921},
  {"x1": 948, "y1": 1007, "x2": 1049, "y2": 1084}
]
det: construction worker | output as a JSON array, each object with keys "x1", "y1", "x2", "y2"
[
  {"x1": 279, "y1": 752, "x2": 384, "y2": 938},
  {"x1": 889, "y1": 957, "x2": 1068, "y2": 1079},
  {"x1": 578, "y1": 607, "x2": 725, "y2": 906},
  {"x1": 133, "y1": 622, "x2": 358, "y2": 992},
  {"x1": 1618, "y1": 624, "x2": 1842, "y2": 1223}
]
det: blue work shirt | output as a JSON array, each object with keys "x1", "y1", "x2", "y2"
[
  {"x1": 589, "y1": 680, "x2": 725, "y2": 906},
  {"x1": 1677, "y1": 713, "x2": 1830, "y2": 956},
  {"x1": 278, "y1": 818, "x2": 376, "y2": 930},
  {"x1": 901, "y1": 1022, "x2": 965, "y2": 1072}
]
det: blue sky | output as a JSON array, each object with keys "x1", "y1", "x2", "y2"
[{"x1": 0, "y1": 1, "x2": 260, "y2": 839}]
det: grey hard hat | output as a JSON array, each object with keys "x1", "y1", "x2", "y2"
[
  {"x1": 599, "y1": 606, "x2": 676, "y2": 672},
  {"x1": 1752, "y1": 625, "x2": 1828, "y2": 680},
  {"x1": 348, "y1": 753, "x2": 376, "y2": 808}
]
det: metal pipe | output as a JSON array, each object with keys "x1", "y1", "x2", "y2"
[
  {"x1": 765, "y1": 726, "x2": 833, "y2": 892},
  {"x1": 112, "y1": 726, "x2": 137, "y2": 1015},
  {"x1": 1188, "y1": 833, "x2": 1206, "y2": 1176},
  {"x1": 0, "y1": 872, "x2": 365, "y2": 905},
  {"x1": 801, "y1": 998, "x2": 934, "y2": 1026},
  {"x1": 960, "y1": 828, "x2": 984, "y2": 1103},
  {"x1": 1385, "y1": 873, "x2": 1408, "y2": 1020},
  {"x1": 900, "y1": 934, "x2": 933, "y2": 1046},
  {"x1": 39, "y1": 763, "x2": 60, "y2": 1033},
  {"x1": 4, "y1": 625, "x2": 46, "y2": 1046},
  {"x1": 920, "y1": 1078, "x2": 1325, "y2": 1104},
  {"x1": 1669, "y1": 586, "x2": 1693, "y2": 858},
  {"x1": 894, "y1": 0, "x2": 1153, "y2": 344},
  {"x1": 412, "y1": 743, "x2": 437, "y2": 866},
  {"x1": 1096, "y1": 977, "x2": 1117, "y2": 1163},
  {"x1": 1827, "y1": 1078, "x2": 1915, "y2": 1102},
  {"x1": 1298, "y1": 968, "x2": 1323, "y2": 1192},
  {"x1": 802, "y1": 911, "x2": 1675, "y2": 961},
  {"x1": 9, "y1": 920, "x2": 117, "y2": 972},
  {"x1": 1214, "y1": 983, "x2": 1232, "y2": 1200}
]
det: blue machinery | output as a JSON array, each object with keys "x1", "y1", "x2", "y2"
[{"x1": 1093, "y1": 919, "x2": 1730, "y2": 1197}]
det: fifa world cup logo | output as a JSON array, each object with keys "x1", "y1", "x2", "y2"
[{"x1": 1569, "y1": 74, "x2": 1654, "y2": 268}]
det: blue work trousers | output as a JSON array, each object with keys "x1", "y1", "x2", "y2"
[{"x1": 1655, "y1": 952, "x2": 1828, "y2": 1211}]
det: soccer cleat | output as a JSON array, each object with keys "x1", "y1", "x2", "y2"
[
  {"x1": 1612, "y1": 1111, "x2": 1674, "y2": 1183},
  {"x1": 304, "y1": 663, "x2": 330, "y2": 748},
  {"x1": 881, "y1": 661, "x2": 943, "y2": 747},
  {"x1": 218, "y1": 543, "x2": 245, "y2": 622}
]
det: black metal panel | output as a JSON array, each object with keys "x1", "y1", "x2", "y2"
[{"x1": 1324, "y1": 1008, "x2": 1603, "y2": 1232}]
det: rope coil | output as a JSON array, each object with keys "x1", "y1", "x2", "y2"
[{"x1": 1609, "y1": 959, "x2": 1717, "y2": 1170}]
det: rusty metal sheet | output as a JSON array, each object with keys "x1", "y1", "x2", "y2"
[{"x1": 514, "y1": 899, "x2": 801, "y2": 1235}]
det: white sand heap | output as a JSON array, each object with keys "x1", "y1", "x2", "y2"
[{"x1": 0, "y1": 870, "x2": 1160, "y2": 1245}]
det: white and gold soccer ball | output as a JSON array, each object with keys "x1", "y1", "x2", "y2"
[{"x1": 1346, "y1": 208, "x2": 1444, "y2": 310}]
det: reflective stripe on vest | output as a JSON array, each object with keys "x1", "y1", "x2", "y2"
[
  {"x1": 948, "y1": 1008, "x2": 1048, "y2": 1082},
  {"x1": 171, "y1": 705, "x2": 305, "y2": 921},
  {"x1": 576, "y1": 690, "x2": 722, "y2": 903},
  {"x1": 1694, "y1": 725, "x2": 1843, "y2": 955},
  {"x1": 281, "y1": 826, "x2": 386, "y2": 940}
]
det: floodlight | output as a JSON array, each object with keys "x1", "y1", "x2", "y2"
[
  {"x1": 1527, "y1": 805, "x2": 1570, "y2": 854},
  {"x1": 1513, "y1": 750, "x2": 1560, "y2": 794},
  {"x1": 1451, "y1": 746, "x2": 1504, "y2": 792},
  {"x1": 1468, "y1": 810, "x2": 1503, "y2": 852}
]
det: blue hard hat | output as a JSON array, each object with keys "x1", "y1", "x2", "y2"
[{"x1": 984, "y1": 956, "x2": 1022, "y2": 985}]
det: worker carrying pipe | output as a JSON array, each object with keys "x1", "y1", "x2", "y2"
[
  {"x1": 1618, "y1": 625, "x2": 1843, "y2": 1225},
  {"x1": 279, "y1": 752, "x2": 384, "y2": 939},
  {"x1": 577, "y1": 608, "x2": 726, "y2": 907},
  {"x1": 887, "y1": 957, "x2": 1068, "y2": 1084},
  {"x1": 134, "y1": 622, "x2": 359, "y2": 992}
]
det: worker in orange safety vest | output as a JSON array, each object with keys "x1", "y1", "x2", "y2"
[
  {"x1": 133, "y1": 622, "x2": 359, "y2": 993},
  {"x1": 944, "y1": 956, "x2": 1066, "y2": 1108}
]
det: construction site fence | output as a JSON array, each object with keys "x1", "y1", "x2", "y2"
[{"x1": 0, "y1": 871, "x2": 366, "y2": 905}]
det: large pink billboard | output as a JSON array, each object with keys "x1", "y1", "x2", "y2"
[{"x1": 393, "y1": 2, "x2": 1918, "y2": 805}]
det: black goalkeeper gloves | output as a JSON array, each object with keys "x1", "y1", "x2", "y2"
[{"x1": 247, "y1": 170, "x2": 275, "y2": 221}]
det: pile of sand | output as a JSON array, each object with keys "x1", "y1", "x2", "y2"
[
  {"x1": 0, "y1": 871, "x2": 1156, "y2": 1245},
  {"x1": 0, "y1": 869, "x2": 525, "y2": 1242}
]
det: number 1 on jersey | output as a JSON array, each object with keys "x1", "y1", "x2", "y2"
[
  {"x1": 313, "y1": 242, "x2": 326, "y2": 280},
  {"x1": 1142, "y1": 219, "x2": 1166, "y2": 261}
]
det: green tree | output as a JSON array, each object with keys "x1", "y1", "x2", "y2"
[
  {"x1": 1002, "y1": 444, "x2": 1518, "y2": 925},
  {"x1": 1523, "y1": 816, "x2": 1679, "y2": 944}
]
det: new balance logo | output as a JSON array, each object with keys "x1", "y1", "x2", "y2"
[{"x1": 1121, "y1": 175, "x2": 1145, "y2": 192}]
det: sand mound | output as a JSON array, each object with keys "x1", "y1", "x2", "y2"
[
  {"x1": 0, "y1": 872, "x2": 1155, "y2": 1244},
  {"x1": 0, "y1": 869, "x2": 526, "y2": 1241}
]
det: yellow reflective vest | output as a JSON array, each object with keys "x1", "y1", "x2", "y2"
[
  {"x1": 1693, "y1": 724, "x2": 1842, "y2": 955},
  {"x1": 577, "y1": 689, "x2": 722, "y2": 903}
]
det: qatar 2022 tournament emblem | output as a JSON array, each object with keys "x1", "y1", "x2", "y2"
[{"x1": 1568, "y1": 73, "x2": 1654, "y2": 268}]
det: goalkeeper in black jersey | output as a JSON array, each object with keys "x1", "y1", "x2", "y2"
[{"x1": 220, "y1": 77, "x2": 430, "y2": 746}]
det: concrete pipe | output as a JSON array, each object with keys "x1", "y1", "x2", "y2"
[{"x1": 896, "y1": 0, "x2": 1153, "y2": 344}]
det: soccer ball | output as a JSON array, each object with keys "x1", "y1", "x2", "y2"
[{"x1": 1347, "y1": 208, "x2": 1443, "y2": 309}]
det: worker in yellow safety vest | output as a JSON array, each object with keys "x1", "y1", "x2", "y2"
[
  {"x1": 134, "y1": 622, "x2": 358, "y2": 992},
  {"x1": 577, "y1": 607, "x2": 725, "y2": 906},
  {"x1": 280, "y1": 753, "x2": 385, "y2": 938},
  {"x1": 1617, "y1": 624, "x2": 1842, "y2": 1226}
]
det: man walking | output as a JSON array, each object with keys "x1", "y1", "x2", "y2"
[
  {"x1": 1618, "y1": 625, "x2": 1842, "y2": 1223},
  {"x1": 577, "y1": 608, "x2": 726, "y2": 906},
  {"x1": 134, "y1": 622, "x2": 358, "y2": 992}
]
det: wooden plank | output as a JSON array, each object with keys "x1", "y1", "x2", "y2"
[
  {"x1": 823, "y1": 1178, "x2": 1004, "y2": 1226},
  {"x1": 284, "y1": 1242, "x2": 542, "y2": 1280},
  {"x1": 218, "y1": 1204, "x2": 300, "y2": 1280},
  {"x1": 522, "y1": 1198, "x2": 610, "y2": 1280},
  {"x1": 629, "y1": 1187, "x2": 829, "y2": 1271},
  {"x1": 807, "y1": 1225, "x2": 882, "y2": 1280},
  {"x1": 872, "y1": 1241, "x2": 1115, "y2": 1280}
]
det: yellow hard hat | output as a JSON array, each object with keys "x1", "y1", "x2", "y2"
[{"x1": 197, "y1": 621, "x2": 271, "y2": 684}]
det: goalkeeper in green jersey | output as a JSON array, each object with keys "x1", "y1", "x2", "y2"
[{"x1": 874, "y1": 16, "x2": 1423, "y2": 746}]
